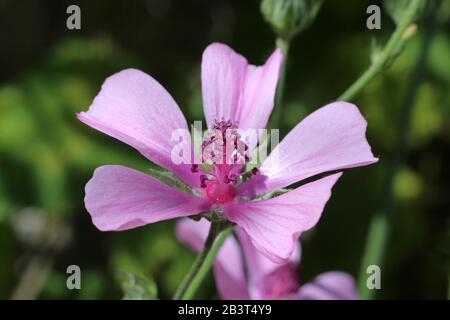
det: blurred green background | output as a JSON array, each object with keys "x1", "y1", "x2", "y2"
[{"x1": 0, "y1": 0, "x2": 449, "y2": 299}]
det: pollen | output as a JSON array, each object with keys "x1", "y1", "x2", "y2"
[{"x1": 192, "y1": 119, "x2": 259, "y2": 204}]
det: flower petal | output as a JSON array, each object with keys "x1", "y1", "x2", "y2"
[
  {"x1": 236, "y1": 228, "x2": 300, "y2": 299},
  {"x1": 201, "y1": 43, "x2": 282, "y2": 131},
  {"x1": 77, "y1": 68, "x2": 197, "y2": 187},
  {"x1": 176, "y1": 218, "x2": 249, "y2": 299},
  {"x1": 238, "y1": 49, "x2": 282, "y2": 130},
  {"x1": 85, "y1": 165, "x2": 208, "y2": 231},
  {"x1": 225, "y1": 173, "x2": 342, "y2": 263},
  {"x1": 297, "y1": 271, "x2": 359, "y2": 300},
  {"x1": 255, "y1": 102, "x2": 378, "y2": 194}
]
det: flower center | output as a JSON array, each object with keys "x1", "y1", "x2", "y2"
[
  {"x1": 191, "y1": 119, "x2": 259, "y2": 204},
  {"x1": 259, "y1": 264, "x2": 300, "y2": 300},
  {"x1": 205, "y1": 181, "x2": 236, "y2": 204}
]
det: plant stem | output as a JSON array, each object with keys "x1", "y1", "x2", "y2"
[
  {"x1": 182, "y1": 226, "x2": 233, "y2": 300},
  {"x1": 269, "y1": 37, "x2": 290, "y2": 131},
  {"x1": 173, "y1": 221, "x2": 232, "y2": 300},
  {"x1": 357, "y1": 212, "x2": 388, "y2": 299},
  {"x1": 338, "y1": 0, "x2": 423, "y2": 101},
  {"x1": 357, "y1": 1, "x2": 438, "y2": 299}
]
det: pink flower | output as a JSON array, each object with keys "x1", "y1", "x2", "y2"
[
  {"x1": 78, "y1": 42, "x2": 378, "y2": 263},
  {"x1": 176, "y1": 218, "x2": 359, "y2": 300}
]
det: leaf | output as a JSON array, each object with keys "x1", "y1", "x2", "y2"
[
  {"x1": 147, "y1": 167, "x2": 192, "y2": 193},
  {"x1": 118, "y1": 271, "x2": 158, "y2": 300},
  {"x1": 260, "y1": 188, "x2": 291, "y2": 200}
]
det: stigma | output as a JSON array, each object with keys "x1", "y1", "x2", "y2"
[{"x1": 191, "y1": 119, "x2": 259, "y2": 204}]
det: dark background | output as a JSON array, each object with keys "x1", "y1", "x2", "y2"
[{"x1": 0, "y1": 0, "x2": 449, "y2": 299}]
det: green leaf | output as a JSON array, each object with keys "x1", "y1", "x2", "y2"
[
  {"x1": 147, "y1": 167, "x2": 192, "y2": 193},
  {"x1": 383, "y1": 0, "x2": 428, "y2": 25},
  {"x1": 118, "y1": 272, "x2": 158, "y2": 300},
  {"x1": 260, "y1": 188, "x2": 291, "y2": 200}
]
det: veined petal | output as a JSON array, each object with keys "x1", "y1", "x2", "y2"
[
  {"x1": 256, "y1": 102, "x2": 378, "y2": 194},
  {"x1": 238, "y1": 49, "x2": 282, "y2": 130},
  {"x1": 201, "y1": 43, "x2": 282, "y2": 133},
  {"x1": 77, "y1": 68, "x2": 197, "y2": 187},
  {"x1": 297, "y1": 271, "x2": 359, "y2": 300},
  {"x1": 236, "y1": 228, "x2": 300, "y2": 299},
  {"x1": 176, "y1": 218, "x2": 249, "y2": 300},
  {"x1": 85, "y1": 165, "x2": 208, "y2": 231},
  {"x1": 225, "y1": 173, "x2": 342, "y2": 263}
]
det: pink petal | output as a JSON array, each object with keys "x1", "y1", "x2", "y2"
[
  {"x1": 238, "y1": 50, "x2": 282, "y2": 131},
  {"x1": 225, "y1": 173, "x2": 342, "y2": 263},
  {"x1": 236, "y1": 228, "x2": 300, "y2": 299},
  {"x1": 297, "y1": 271, "x2": 359, "y2": 300},
  {"x1": 77, "y1": 68, "x2": 197, "y2": 187},
  {"x1": 85, "y1": 165, "x2": 208, "y2": 231},
  {"x1": 253, "y1": 102, "x2": 378, "y2": 195},
  {"x1": 201, "y1": 43, "x2": 282, "y2": 131},
  {"x1": 176, "y1": 218, "x2": 249, "y2": 299}
]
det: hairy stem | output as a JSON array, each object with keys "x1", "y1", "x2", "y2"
[{"x1": 338, "y1": 0, "x2": 423, "y2": 101}]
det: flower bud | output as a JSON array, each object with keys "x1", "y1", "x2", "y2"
[{"x1": 260, "y1": 0, "x2": 323, "y2": 40}]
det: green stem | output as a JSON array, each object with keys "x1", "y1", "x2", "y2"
[
  {"x1": 269, "y1": 37, "x2": 290, "y2": 131},
  {"x1": 357, "y1": 212, "x2": 389, "y2": 299},
  {"x1": 338, "y1": 0, "x2": 423, "y2": 101},
  {"x1": 182, "y1": 226, "x2": 233, "y2": 300},
  {"x1": 357, "y1": 1, "x2": 438, "y2": 299},
  {"x1": 173, "y1": 221, "x2": 233, "y2": 300}
]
